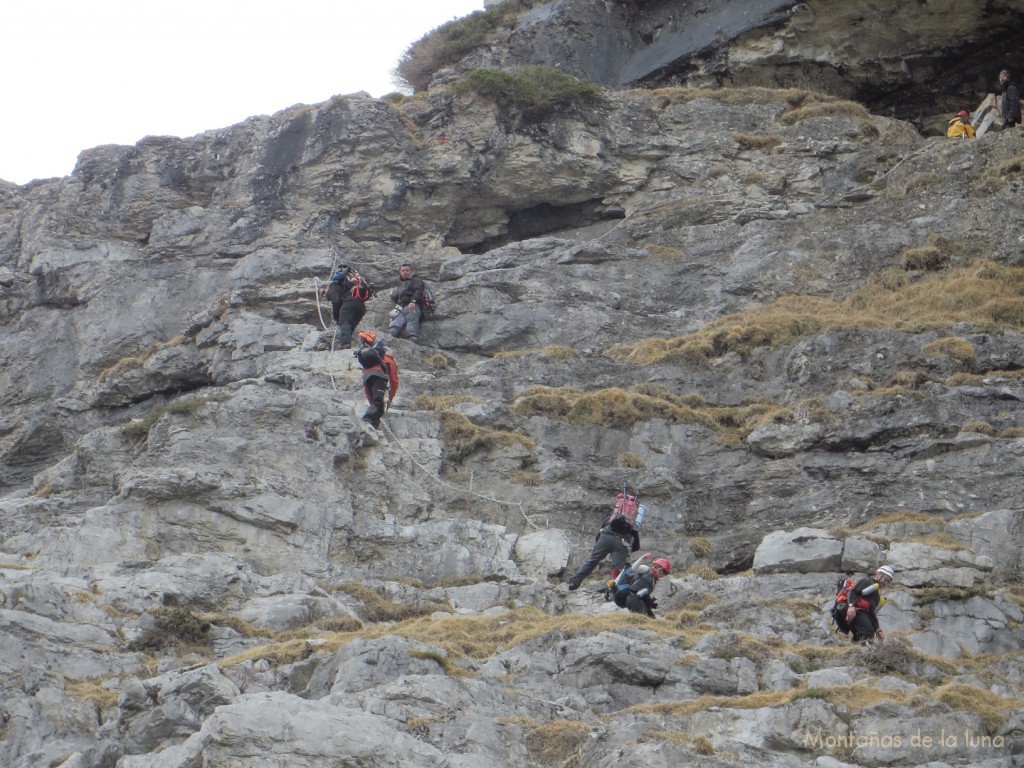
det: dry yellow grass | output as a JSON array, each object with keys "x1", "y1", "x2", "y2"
[
  {"x1": 618, "y1": 451, "x2": 646, "y2": 469},
  {"x1": 688, "y1": 537, "x2": 714, "y2": 559},
  {"x1": 903, "y1": 233, "x2": 975, "y2": 272},
  {"x1": 634, "y1": 684, "x2": 919, "y2": 720},
  {"x1": 218, "y1": 607, "x2": 677, "y2": 672},
  {"x1": 439, "y1": 412, "x2": 535, "y2": 461},
  {"x1": 412, "y1": 395, "x2": 535, "y2": 461},
  {"x1": 511, "y1": 469, "x2": 541, "y2": 486},
  {"x1": 65, "y1": 678, "x2": 119, "y2": 710},
  {"x1": 605, "y1": 260, "x2": 1024, "y2": 364},
  {"x1": 899, "y1": 171, "x2": 942, "y2": 196},
  {"x1": 948, "y1": 368, "x2": 1024, "y2": 387},
  {"x1": 645, "y1": 243, "x2": 688, "y2": 261},
  {"x1": 99, "y1": 335, "x2": 190, "y2": 382},
  {"x1": 99, "y1": 354, "x2": 147, "y2": 382},
  {"x1": 511, "y1": 383, "x2": 783, "y2": 438},
  {"x1": 494, "y1": 344, "x2": 580, "y2": 360},
  {"x1": 524, "y1": 719, "x2": 591, "y2": 763},
  {"x1": 199, "y1": 613, "x2": 273, "y2": 638},
  {"x1": 902, "y1": 246, "x2": 946, "y2": 271},
  {"x1": 904, "y1": 532, "x2": 969, "y2": 551},
  {"x1": 682, "y1": 564, "x2": 720, "y2": 581},
  {"x1": 924, "y1": 337, "x2": 976, "y2": 368},
  {"x1": 977, "y1": 155, "x2": 1024, "y2": 190},
  {"x1": 335, "y1": 582, "x2": 445, "y2": 623},
  {"x1": 637, "y1": 85, "x2": 841, "y2": 109},
  {"x1": 413, "y1": 394, "x2": 482, "y2": 410},
  {"x1": 854, "y1": 510, "x2": 944, "y2": 532},
  {"x1": 960, "y1": 420, "x2": 995, "y2": 436},
  {"x1": 426, "y1": 353, "x2": 451, "y2": 370},
  {"x1": 638, "y1": 729, "x2": 715, "y2": 754},
  {"x1": 732, "y1": 132, "x2": 782, "y2": 152},
  {"x1": 778, "y1": 99, "x2": 876, "y2": 130},
  {"x1": 932, "y1": 684, "x2": 1017, "y2": 733}
]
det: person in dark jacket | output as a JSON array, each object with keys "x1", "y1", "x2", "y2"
[
  {"x1": 566, "y1": 486, "x2": 645, "y2": 591},
  {"x1": 318, "y1": 265, "x2": 370, "y2": 348},
  {"x1": 999, "y1": 69, "x2": 1021, "y2": 129},
  {"x1": 610, "y1": 556, "x2": 671, "y2": 617},
  {"x1": 388, "y1": 263, "x2": 425, "y2": 341},
  {"x1": 845, "y1": 565, "x2": 894, "y2": 643},
  {"x1": 353, "y1": 331, "x2": 399, "y2": 428}
]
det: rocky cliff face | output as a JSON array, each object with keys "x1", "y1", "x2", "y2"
[
  {"x1": 2, "y1": 3, "x2": 1024, "y2": 767},
  {"x1": 449, "y1": 0, "x2": 1024, "y2": 131}
]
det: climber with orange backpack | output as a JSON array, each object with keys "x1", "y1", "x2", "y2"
[
  {"x1": 318, "y1": 264, "x2": 375, "y2": 347},
  {"x1": 829, "y1": 565, "x2": 894, "y2": 643},
  {"x1": 354, "y1": 331, "x2": 399, "y2": 428},
  {"x1": 566, "y1": 484, "x2": 645, "y2": 591}
]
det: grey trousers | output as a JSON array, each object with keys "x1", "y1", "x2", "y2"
[
  {"x1": 389, "y1": 304, "x2": 422, "y2": 339},
  {"x1": 568, "y1": 530, "x2": 630, "y2": 587}
]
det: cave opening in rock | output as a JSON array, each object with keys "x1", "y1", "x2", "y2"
[{"x1": 459, "y1": 198, "x2": 625, "y2": 253}]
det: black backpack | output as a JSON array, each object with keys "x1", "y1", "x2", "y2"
[
  {"x1": 420, "y1": 280, "x2": 437, "y2": 318},
  {"x1": 829, "y1": 575, "x2": 857, "y2": 634}
]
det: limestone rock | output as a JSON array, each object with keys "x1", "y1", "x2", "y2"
[{"x1": 752, "y1": 528, "x2": 843, "y2": 574}]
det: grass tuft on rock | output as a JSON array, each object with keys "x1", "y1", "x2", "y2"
[
  {"x1": 524, "y1": 719, "x2": 591, "y2": 764},
  {"x1": 396, "y1": 1, "x2": 546, "y2": 92},
  {"x1": 447, "y1": 66, "x2": 603, "y2": 112},
  {"x1": 606, "y1": 260, "x2": 1024, "y2": 363},
  {"x1": 128, "y1": 608, "x2": 212, "y2": 653},
  {"x1": 512, "y1": 383, "x2": 783, "y2": 439}
]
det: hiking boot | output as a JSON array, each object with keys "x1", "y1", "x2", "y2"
[{"x1": 567, "y1": 581, "x2": 580, "y2": 591}]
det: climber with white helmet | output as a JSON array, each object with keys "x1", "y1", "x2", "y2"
[{"x1": 844, "y1": 564, "x2": 895, "y2": 643}]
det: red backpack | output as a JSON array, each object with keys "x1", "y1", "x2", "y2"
[{"x1": 605, "y1": 489, "x2": 644, "y2": 533}]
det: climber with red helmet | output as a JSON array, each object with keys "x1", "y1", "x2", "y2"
[
  {"x1": 566, "y1": 484, "x2": 645, "y2": 591},
  {"x1": 605, "y1": 553, "x2": 672, "y2": 618},
  {"x1": 946, "y1": 109, "x2": 976, "y2": 139},
  {"x1": 354, "y1": 331, "x2": 399, "y2": 428}
]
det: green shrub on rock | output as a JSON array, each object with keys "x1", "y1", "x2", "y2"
[{"x1": 447, "y1": 67, "x2": 602, "y2": 112}]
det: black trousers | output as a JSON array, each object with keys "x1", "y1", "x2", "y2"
[
  {"x1": 327, "y1": 287, "x2": 366, "y2": 347},
  {"x1": 849, "y1": 611, "x2": 879, "y2": 642}
]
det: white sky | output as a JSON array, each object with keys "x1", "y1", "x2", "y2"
[{"x1": 1, "y1": 0, "x2": 484, "y2": 185}]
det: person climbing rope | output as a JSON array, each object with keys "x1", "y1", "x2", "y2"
[
  {"x1": 566, "y1": 484, "x2": 645, "y2": 591},
  {"x1": 354, "y1": 331, "x2": 398, "y2": 428},
  {"x1": 318, "y1": 264, "x2": 374, "y2": 347}
]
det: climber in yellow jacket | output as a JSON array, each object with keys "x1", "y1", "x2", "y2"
[{"x1": 947, "y1": 110, "x2": 976, "y2": 139}]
